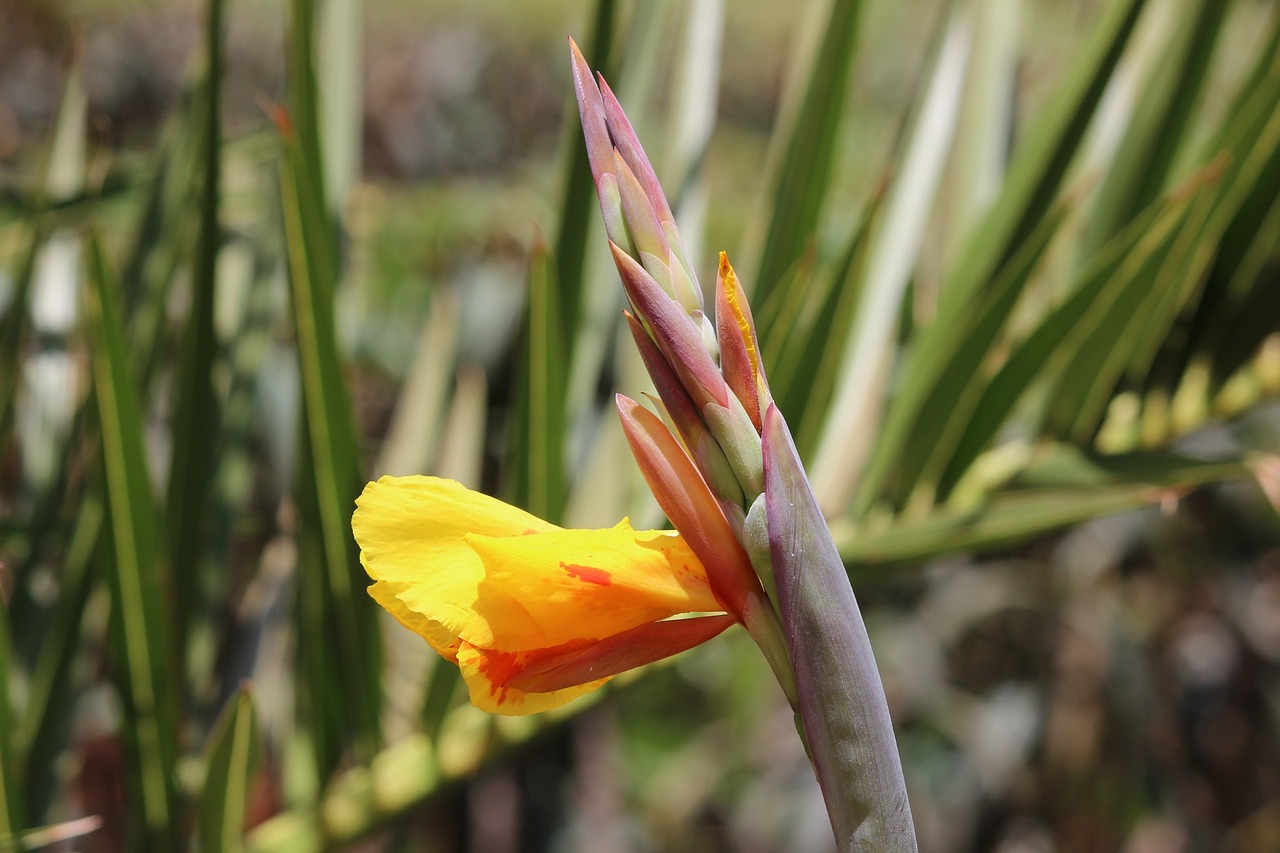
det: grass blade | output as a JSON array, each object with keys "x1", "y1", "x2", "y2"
[
  {"x1": 166, "y1": 0, "x2": 224, "y2": 666},
  {"x1": 15, "y1": 494, "x2": 103, "y2": 824},
  {"x1": 316, "y1": 0, "x2": 361, "y2": 215},
  {"x1": 840, "y1": 449, "x2": 1252, "y2": 573},
  {"x1": 278, "y1": 0, "x2": 381, "y2": 769},
  {"x1": 1082, "y1": 0, "x2": 1230, "y2": 254},
  {"x1": 198, "y1": 688, "x2": 261, "y2": 853},
  {"x1": 0, "y1": 592, "x2": 22, "y2": 841},
  {"x1": 893, "y1": 201, "x2": 1070, "y2": 510},
  {"x1": 505, "y1": 242, "x2": 567, "y2": 521},
  {"x1": 935, "y1": 194, "x2": 1194, "y2": 499},
  {"x1": 845, "y1": 0, "x2": 1149, "y2": 517},
  {"x1": 554, "y1": 0, "x2": 619, "y2": 352},
  {"x1": 938, "y1": 0, "x2": 1147, "y2": 319},
  {"x1": 84, "y1": 235, "x2": 179, "y2": 850},
  {"x1": 751, "y1": 0, "x2": 862, "y2": 306},
  {"x1": 811, "y1": 11, "x2": 972, "y2": 510}
]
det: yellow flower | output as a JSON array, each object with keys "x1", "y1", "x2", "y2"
[{"x1": 352, "y1": 475, "x2": 734, "y2": 715}]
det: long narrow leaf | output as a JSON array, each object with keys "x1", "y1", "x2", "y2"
[
  {"x1": 15, "y1": 495, "x2": 103, "y2": 823},
  {"x1": 1081, "y1": 0, "x2": 1229, "y2": 253},
  {"x1": 936, "y1": 194, "x2": 1195, "y2": 498},
  {"x1": 0, "y1": 593, "x2": 21, "y2": 841},
  {"x1": 897, "y1": 201, "x2": 1070, "y2": 509},
  {"x1": 939, "y1": 0, "x2": 1147, "y2": 319},
  {"x1": 847, "y1": 0, "x2": 1149, "y2": 516},
  {"x1": 554, "y1": 0, "x2": 619, "y2": 352},
  {"x1": 279, "y1": 106, "x2": 382, "y2": 768},
  {"x1": 841, "y1": 450, "x2": 1253, "y2": 573},
  {"x1": 506, "y1": 242, "x2": 567, "y2": 521},
  {"x1": 810, "y1": 11, "x2": 975, "y2": 512},
  {"x1": 167, "y1": 0, "x2": 224, "y2": 665},
  {"x1": 198, "y1": 688, "x2": 261, "y2": 853},
  {"x1": 84, "y1": 235, "x2": 179, "y2": 850},
  {"x1": 752, "y1": 0, "x2": 862, "y2": 306}
]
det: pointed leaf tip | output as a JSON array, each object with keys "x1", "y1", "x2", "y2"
[
  {"x1": 569, "y1": 37, "x2": 612, "y2": 187},
  {"x1": 716, "y1": 252, "x2": 769, "y2": 429}
]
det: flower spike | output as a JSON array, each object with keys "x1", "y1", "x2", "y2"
[
  {"x1": 568, "y1": 37, "x2": 613, "y2": 190},
  {"x1": 573, "y1": 42, "x2": 919, "y2": 851}
]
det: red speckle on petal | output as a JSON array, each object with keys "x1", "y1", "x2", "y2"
[{"x1": 561, "y1": 562, "x2": 612, "y2": 586}]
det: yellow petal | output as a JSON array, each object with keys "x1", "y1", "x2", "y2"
[
  {"x1": 463, "y1": 520, "x2": 720, "y2": 651},
  {"x1": 354, "y1": 475, "x2": 727, "y2": 716},
  {"x1": 353, "y1": 475, "x2": 557, "y2": 653}
]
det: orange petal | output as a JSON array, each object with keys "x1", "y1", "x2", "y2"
[
  {"x1": 615, "y1": 395, "x2": 764, "y2": 619},
  {"x1": 456, "y1": 640, "x2": 606, "y2": 715},
  {"x1": 507, "y1": 614, "x2": 735, "y2": 693}
]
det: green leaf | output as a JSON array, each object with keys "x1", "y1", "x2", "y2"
[
  {"x1": 764, "y1": 191, "x2": 879, "y2": 458},
  {"x1": 752, "y1": 0, "x2": 863, "y2": 306},
  {"x1": 1161, "y1": 25, "x2": 1280, "y2": 390},
  {"x1": 840, "y1": 447, "x2": 1253, "y2": 573},
  {"x1": 121, "y1": 53, "x2": 208, "y2": 390},
  {"x1": 166, "y1": 0, "x2": 224, "y2": 667},
  {"x1": 0, "y1": 588, "x2": 22, "y2": 841},
  {"x1": 0, "y1": 227, "x2": 42, "y2": 443},
  {"x1": 894, "y1": 202, "x2": 1069, "y2": 509},
  {"x1": 1081, "y1": 0, "x2": 1230, "y2": 253},
  {"x1": 198, "y1": 688, "x2": 261, "y2": 853},
  {"x1": 1053, "y1": 77, "x2": 1280, "y2": 442},
  {"x1": 279, "y1": 130, "x2": 381, "y2": 772},
  {"x1": 938, "y1": 0, "x2": 1147, "y2": 319},
  {"x1": 847, "y1": 0, "x2": 1149, "y2": 516},
  {"x1": 420, "y1": 660, "x2": 461, "y2": 745},
  {"x1": 14, "y1": 494, "x2": 103, "y2": 824},
  {"x1": 936, "y1": 195, "x2": 1194, "y2": 498},
  {"x1": 84, "y1": 235, "x2": 180, "y2": 850},
  {"x1": 506, "y1": 243, "x2": 567, "y2": 521},
  {"x1": 316, "y1": 0, "x2": 362, "y2": 214},
  {"x1": 810, "y1": 9, "x2": 972, "y2": 511},
  {"x1": 554, "y1": 0, "x2": 619, "y2": 354},
  {"x1": 279, "y1": 0, "x2": 381, "y2": 772}
]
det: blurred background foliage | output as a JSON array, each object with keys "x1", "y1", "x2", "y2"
[{"x1": 2, "y1": 0, "x2": 1280, "y2": 850}]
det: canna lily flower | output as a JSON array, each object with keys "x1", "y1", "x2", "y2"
[{"x1": 353, "y1": 475, "x2": 735, "y2": 715}]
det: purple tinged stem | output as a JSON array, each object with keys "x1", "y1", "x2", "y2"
[{"x1": 762, "y1": 405, "x2": 917, "y2": 851}]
